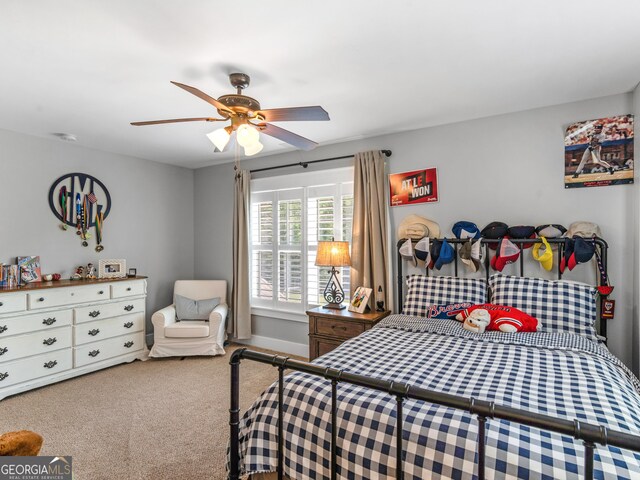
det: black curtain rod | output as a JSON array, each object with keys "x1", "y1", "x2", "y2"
[{"x1": 249, "y1": 149, "x2": 392, "y2": 174}]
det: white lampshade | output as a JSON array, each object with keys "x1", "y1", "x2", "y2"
[
  {"x1": 206, "y1": 128, "x2": 230, "y2": 151},
  {"x1": 244, "y1": 141, "x2": 264, "y2": 156},
  {"x1": 236, "y1": 124, "x2": 260, "y2": 147}
]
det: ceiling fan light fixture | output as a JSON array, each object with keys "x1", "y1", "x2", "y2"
[
  {"x1": 244, "y1": 140, "x2": 264, "y2": 157},
  {"x1": 236, "y1": 124, "x2": 260, "y2": 148},
  {"x1": 206, "y1": 127, "x2": 231, "y2": 151}
]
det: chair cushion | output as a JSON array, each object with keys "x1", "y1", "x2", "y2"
[
  {"x1": 175, "y1": 294, "x2": 220, "y2": 321},
  {"x1": 165, "y1": 321, "x2": 210, "y2": 338}
]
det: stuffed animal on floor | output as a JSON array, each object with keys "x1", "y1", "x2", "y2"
[
  {"x1": 456, "y1": 304, "x2": 540, "y2": 333},
  {"x1": 0, "y1": 430, "x2": 43, "y2": 456}
]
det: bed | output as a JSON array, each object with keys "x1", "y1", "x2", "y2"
[{"x1": 228, "y1": 237, "x2": 640, "y2": 479}]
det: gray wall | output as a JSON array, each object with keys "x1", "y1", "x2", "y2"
[
  {"x1": 194, "y1": 93, "x2": 638, "y2": 369},
  {"x1": 0, "y1": 129, "x2": 195, "y2": 334}
]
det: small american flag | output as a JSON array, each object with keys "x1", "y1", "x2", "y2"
[{"x1": 87, "y1": 192, "x2": 97, "y2": 204}]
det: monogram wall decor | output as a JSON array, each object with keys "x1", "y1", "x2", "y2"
[{"x1": 48, "y1": 173, "x2": 111, "y2": 251}]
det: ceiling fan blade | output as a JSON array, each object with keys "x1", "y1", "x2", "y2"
[
  {"x1": 131, "y1": 117, "x2": 222, "y2": 126},
  {"x1": 171, "y1": 81, "x2": 234, "y2": 115},
  {"x1": 259, "y1": 123, "x2": 318, "y2": 151},
  {"x1": 256, "y1": 106, "x2": 329, "y2": 122}
]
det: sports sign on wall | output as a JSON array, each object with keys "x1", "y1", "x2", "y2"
[{"x1": 389, "y1": 168, "x2": 438, "y2": 206}]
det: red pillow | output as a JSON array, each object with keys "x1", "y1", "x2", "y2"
[{"x1": 457, "y1": 304, "x2": 539, "y2": 332}]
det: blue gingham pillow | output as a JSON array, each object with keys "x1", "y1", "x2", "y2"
[
  {"x1": 402, "y1": 275, "x2": 487, "y2": 318},
  {"x1": 489, "y1": 274, "x2": 597, "y2": 339}
]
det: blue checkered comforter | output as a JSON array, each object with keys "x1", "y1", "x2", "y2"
[{"x1": 234, "y1": 316, "x2": 640, "y2": 479}]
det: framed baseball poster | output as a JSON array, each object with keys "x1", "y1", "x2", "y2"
[
  {"x1": 389, "y1": 168, "x2": 438, "y2": 206},
  {"x1": 564, "y1": 115, "x2": 634, "y2": 189}
]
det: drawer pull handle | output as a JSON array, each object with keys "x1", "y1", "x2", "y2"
[
  {"x1": 88, "y1": 350, "x2": 100, "y2": 358},
  {"x1": 124, "y1": 341, "x2": 134, "y2": 348},
  {"x1": 88, "y1": 310, "x2": 101, "y2": 318},
  {"x1": 88, "y1": 329, "x2": 100, "y2": 336},
  {"x1": 123, "y1": 321, "x2": 134, "y2": 329},
  {"x1": 0, "y1": 347, "x2": 7, "y2": 356},
  {"x1": 0, "y1": 326, "x2": 7, "y2": 334},
  {"x1": 38, "y1": 297, "x2": 45, "y2": 302},
  {"x1": 331, "y1": 325, "x2": 347, "y2": 330},
  {"x1": 43, "y1": 337, "x2": 57, "y2": 346},
  {"x1": 0, "y1": 372, "x2": 8, "y2": 382},
  {"x1": 0, "y1": 302, "x2": 3, "y2": 307},
  {"x1": 42, "y1": 318, "x2": 57, "y2": 326},
  {"x1": 124, "y1": 305, "x2": 134, "y2": 312},
  {"x1": 126, "y1": 287, "x2": 132, "y2": 291},
  {"x1": 98, "y1": 290, "x2": 105, "y2": 295},
  {"x1": 43, "y1": 360, "x2": 58, "y2": 369}
]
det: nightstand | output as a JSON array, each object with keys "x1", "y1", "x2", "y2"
[{"x1": 307, "y1": 306, "x2": 390, "y2": 360}]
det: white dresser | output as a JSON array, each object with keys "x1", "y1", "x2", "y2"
[{"x1": 0, "y1": 277, "x2": 148, "y2": 400}]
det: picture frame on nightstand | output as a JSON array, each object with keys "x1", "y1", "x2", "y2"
[{"x1": 348, "y1": 286, "x2": 372, "y2": 314}]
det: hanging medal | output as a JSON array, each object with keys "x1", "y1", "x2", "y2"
[
  {"x1": 75, "y1": 193, "x2": 82, "y2": 236},
  {"x1": 59, "y1": 186, "x2": 68, "y2": 230},
  {"x1": 81, "y1": 196, "x2": 91, "y2": 246},
  {"x1": 95, "y1": 205, "x2": 104, "y2": 252}
]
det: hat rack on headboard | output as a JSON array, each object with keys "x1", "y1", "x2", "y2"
[{"x1": 395, "y1": 236, "x2": 610, "y2": 340}]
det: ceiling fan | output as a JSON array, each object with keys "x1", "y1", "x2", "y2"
[{"x1": 131, "y1": 73, "x2": 330, "y2": 156}]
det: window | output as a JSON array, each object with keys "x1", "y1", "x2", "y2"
[{"x1": 250, "y1": 168, "x2": 354, "y2": 315}]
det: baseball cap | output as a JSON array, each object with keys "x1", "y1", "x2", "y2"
[
  {"x1": 414, "y1": 237, "x2": 430, "y2": 263},
  {"x1": 428, "y1": 239, "x2": 442, "y2": 270},
  {"x1": 399, "y1": 238, "x2": 416, "y2": 266},
  {"x1": 559, "y1": 238, "x2": 573, "y2": 274},
  {"x1": 434, "y1": 239, "x2": 455, "y2": 270},
  {"x1": 459, "y1": 240, "x2": 481, "y2": 272},
  {"x1": 490, "y1": 238, "x2": 520, "y2": 271},
  {"x1": 567, "y1": 237, "x2": 595, "y2": 270},
  {"x1": 507, "y1": 226, "x2": 536, "y2": 249},
  {"x1": 535, "y1": 224, "x2": 567, "y2": 238},
  {"x1": 532, "y1": 237, "x2": 553, "y2": 271},
  {"x1": 452, "y1": 221, "x2": 481, "y2": 240},
  {"x1": 566, "y1": 221, "x2": 601, "y2": 239},
  {"x1": 481, "y1": 221, "x2": 508, "y2": 250},
  {"x1": 397, "y1": 215, "x2": 441, "y2": 240}
]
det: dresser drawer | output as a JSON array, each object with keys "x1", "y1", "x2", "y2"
[
  {"x1": 0, "y1": 294, "x2": 27, "y2": 315},
  {"x1": 314, "y1": 317, "x2": 365, "y2": 339},
  {"x1": 74, "y1": 332, "x2": 144, "y2": 368},
  {"x1": 0, "y1": 310, "x2": 73, "y2": 338},
  {"x1": 28, "y1": 285, "x2": 109, "y2": 310},
  {"x1": 74, "y1": 298, "x2": 145, "y2": 324},
  {"x1": 111, "y1": 281, "x2": 145, "y2": 299},
  {"x1": 0, "y1": 349, "x2": 72, "y2": 388},
  {"x1": 0, "y1": 326, "x2": 72, "y2": 363},
  {"x1": 74, "y1": 312, "x2": 145, "y2": 345}
]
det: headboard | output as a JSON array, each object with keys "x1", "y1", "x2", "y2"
[{"x1": 396, "y1": 236, "x2": 610, "y2": 339}]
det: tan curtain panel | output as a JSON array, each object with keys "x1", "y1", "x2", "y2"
[
  {"x1": 350, "y1": 150, "x2": 390, "y2": 309},
  {"x1": 231, "y1": 168, "x2": 251, "y2": 339}
]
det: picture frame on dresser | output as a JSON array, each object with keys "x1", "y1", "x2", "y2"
[{"x1": 99, "y1": 259, "x2": 126, "y2": 279}]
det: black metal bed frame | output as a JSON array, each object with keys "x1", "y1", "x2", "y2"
[{"x1": 228, "y1": 235, "x2": 640, "y2": 480}]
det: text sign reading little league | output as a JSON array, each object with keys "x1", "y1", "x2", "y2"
[
  {"x1": 0, "y1": 456, "x2": 72, "y2": 480},
  {"x1": 389, "y1": 168, "x2": 439, "y2": 206}
]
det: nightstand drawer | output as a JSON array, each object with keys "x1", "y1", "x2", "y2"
[
  {"x1": 315, "y1": 317, "x2": 365, "y2": 339},
  {"x1": 311, "y1": 336, "x2": 344, "y2": 359}
]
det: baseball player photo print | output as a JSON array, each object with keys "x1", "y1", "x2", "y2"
[{"x1": 564, "y1": 115, "x2": 634, "y2": 188}]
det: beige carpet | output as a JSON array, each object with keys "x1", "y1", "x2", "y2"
[{"x1": 0, "y1": 345, "x2": 292, "y2": 480}]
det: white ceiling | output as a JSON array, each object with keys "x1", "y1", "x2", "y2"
[{"x1": 1, "y1": 1, "x2": 639, "y2": 169}]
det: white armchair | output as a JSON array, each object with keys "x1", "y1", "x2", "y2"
[{"x1": 149, "y1": 280, "x2": 228, "y2": 358}]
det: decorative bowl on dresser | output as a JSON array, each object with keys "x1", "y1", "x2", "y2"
[
  {"x1": 0, "y1": 277, "x2": 148, "y2": 401},
  {"x1": 307, "y1": 306, "x2": 390, "y2": 360}
]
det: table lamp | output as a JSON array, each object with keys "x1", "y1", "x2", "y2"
[{"x1": 315, "y1": 240, "x2": 351, "y2": 309}]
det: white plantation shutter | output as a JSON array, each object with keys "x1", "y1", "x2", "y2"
[{"x1": 250, "y1": 168, "x2": 353, "y2": 314}]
